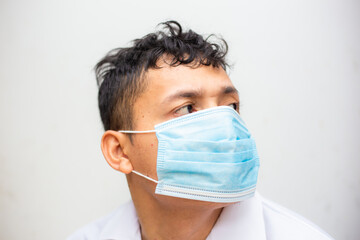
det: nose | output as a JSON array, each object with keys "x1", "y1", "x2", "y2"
[{"x1": 201, "y1": 98, "x2": 221, "y2": 110}]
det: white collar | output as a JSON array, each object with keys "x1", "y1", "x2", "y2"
[
  {"x1": 208, "y1": 192, "x2": 267, "y2": 240},
  {"x1": 99, "y1": 201, "x2": 141, "y2": 239},
  {"x1": 100, "y1": 192, "x2": 266, "y2": 240}
]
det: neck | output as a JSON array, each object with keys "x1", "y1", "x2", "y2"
[{"x1": 129, "y1": 181, "x2": 224, "y2": 240}]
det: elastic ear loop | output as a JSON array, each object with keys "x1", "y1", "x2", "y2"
[
  {"x1": 118, "y1": 129, "x2": 159, "y2": 184},
  {"x1": 132, "y1": 170, "x2": 159, "y2": 184},
  {"x1": 118, "y1": 130, "x2": 156, "y2": 133}
]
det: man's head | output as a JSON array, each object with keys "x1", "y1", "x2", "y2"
[
  {"x1": 97, "y1": 21, "x2": 240, "y2": 208},
  {"x1": 95, "y1": 21, "x2": 229, "y2": 132}
]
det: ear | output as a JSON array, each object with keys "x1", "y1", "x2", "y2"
[{"x1": 101, "y1": 130, "x2": 133, "y2": 174}]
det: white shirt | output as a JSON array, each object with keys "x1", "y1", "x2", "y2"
[{"x1": 67, "y1": 193, "x2": 334, "y2": 240}]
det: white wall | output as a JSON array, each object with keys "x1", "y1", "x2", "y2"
[{"x1": 0, "y1": 0, "x2": 359, "y2": 239}]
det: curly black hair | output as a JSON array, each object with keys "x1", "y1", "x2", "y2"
[{"x1": 95, "y1": 20, "x2": 229, "y2": 132}]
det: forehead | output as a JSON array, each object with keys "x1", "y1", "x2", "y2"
[{"x1": 143, "y1": 63, "x2": 234, "y2": 95}]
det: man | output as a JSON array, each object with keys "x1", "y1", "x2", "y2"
[{"x1": 68, "y1": 21, "x2": 333, "y2": 240}]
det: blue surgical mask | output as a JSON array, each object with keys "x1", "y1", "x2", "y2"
[{"x1": 118, "y1": 106, "x2": 260, "y2": 203}]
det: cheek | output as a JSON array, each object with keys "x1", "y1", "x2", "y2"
[{"x1": 129, "y1": 134, "x2": 159, "y2": 177}]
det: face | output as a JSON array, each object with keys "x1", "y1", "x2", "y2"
[{"x1": 124, "y1": 61, "x2": 240, "y2": 207}]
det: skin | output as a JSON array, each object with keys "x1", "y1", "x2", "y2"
[{"x1": 101, "y1": 59, "x2": 240, "y2": 240}]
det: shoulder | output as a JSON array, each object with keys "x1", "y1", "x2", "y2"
[
  {"x1": 260, "y1": 196, "x2": 334, "y2": 240},
  {"x1": 66, "y1": 201, "x2": 139, "y2": 240}
]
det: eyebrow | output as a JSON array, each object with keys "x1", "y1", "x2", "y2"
[
  {"x1": 161, "y1": 89, "x2": 202, "y2": 104},
  {"x1": 161, "y1": 86, "x2": 238, "y2": 104},
  {"x1": 223, "y1": 86, "x2": 238, "y2": 95}
]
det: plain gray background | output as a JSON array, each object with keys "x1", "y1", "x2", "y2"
[{"x1": 0, "y1": 0, "x2": 359, "y2": 239}]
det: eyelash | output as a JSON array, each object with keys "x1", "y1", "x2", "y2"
[
  {"x1": 174, "y1": 102, "x2": 239, "y2": 116},
  {"x1": 174, "y1": 104, "x2": 195, "y2": 115}
]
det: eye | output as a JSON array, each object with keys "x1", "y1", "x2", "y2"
[
  {"x1": 228, "y1": 103, "x2": 238, "y2": 110},
  {"x1": 175, "y1": 104, "x2": 195, "y2": 116}
]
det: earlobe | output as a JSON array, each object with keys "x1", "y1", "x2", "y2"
[{"x1": 101, "y1": 130, "x2": 133, "y2": 174}]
